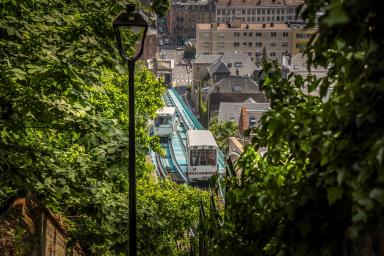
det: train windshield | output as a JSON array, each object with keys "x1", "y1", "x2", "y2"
[
  {"x1": 155, "y1": 116, "x2": 172, "y2": 127},
  {"x1": 190, "y1": 149, "x2": 216, "y2": 166}
]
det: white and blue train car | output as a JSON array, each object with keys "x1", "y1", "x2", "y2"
[
  {"x1": 154, "y1": 107, "x2": 176, "y2": 137},
  {"x1": 186, "y1": 130, "x2": 218, "y2": 181}
]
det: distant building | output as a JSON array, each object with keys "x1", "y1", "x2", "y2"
[
  {"x1": 142, "y1": 27, "x2": 159, "y2": 61},
  {"x1": 218, "y1": 98, "x2": 269, "y2": 124},
  {"x1": 191, "y1": 53, "x2": 260, "y2": 114},
  {"x1": 238, "y1": 101, "x2": 270, "y2": 138},
  {"x1": 207, "y1": 53, "x2": 259, "y2": 82},
  {"x1": 147, "y1": 57, "x2": 175, "y2": 86},
  {"x1": 215, "y1": 0, "x2": 304, "y2": 24},
  {"x1": 168, "y1": 0, "x2": 215, "y2": 45},
  {"x1": 207, "y1": 76, "x2": 267, "y2": 121},
  {"x1": 196, "y1": 22, "x2": 292, "y2": 63}
]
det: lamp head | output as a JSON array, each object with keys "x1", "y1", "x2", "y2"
[{"x1": 113, "y1": 4, "x2": 149, "y2": 61}]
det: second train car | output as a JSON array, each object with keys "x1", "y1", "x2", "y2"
[{"x1": 186, "y1": 130, "x2": 218, "y2": 182}]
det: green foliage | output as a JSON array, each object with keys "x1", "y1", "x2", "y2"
[
  {"x1": 0, "y1": 0, "x2": 205, "y2": 254},
  {"x1": 209, "y1": 119, "x2": 238, "y2": 154},
  {"x1": 183, "y1": 46, "x2": 196, "y2": 60},
  {"x1": 204, "y1": 0, "x2": 384, "y2": 255}
]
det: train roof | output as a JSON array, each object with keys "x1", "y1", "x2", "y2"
[
  {"x1": 187, "y1": 130, "x2": 218, "y2": 148},
  {"x1": 156, "y1": 107, "x2": 176, "y2": 116}
]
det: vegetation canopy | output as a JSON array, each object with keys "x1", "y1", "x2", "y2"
[
  {"x1": 204, "y1": 0, "x2": 384, "y2": 255},
  {"x1": 0, "y1": 0, "x2": 207, "y2": 254}
]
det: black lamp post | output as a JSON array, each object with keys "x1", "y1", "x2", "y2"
[{"x1": 113, "y1": 4, "x2": 148, "y2": 256}]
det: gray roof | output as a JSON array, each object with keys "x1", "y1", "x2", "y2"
[
  {"x1": 289, "y1": 54, "x2": 327, "y2": 78},
  {"x1": 218, "y1": 99, "x2": 270, "y2": 123},
  {"x1": 187, "y1": 130, "x2": 218, "y2": 148},
  {"x1": 194, "y1": 55, "x2": 221, "y2": 64},
  {"x1": 208, "y1": 60, "x2": 230, "y2": 74},
  {"x1": 210, "y1": 77, "x2": 260, "y2": 94},
  {"x1": 208, "y1": 53, "x2": 258, "y2": 77}
]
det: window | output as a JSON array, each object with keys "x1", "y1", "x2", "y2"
[
  {"x1": 262, "y1": 9, "x2": 265, "y2": 14},
  {"x1": 249, "y1": 32, "x2": 252, "y2": 37},
  {"x1": 270, "y1": 52, "x2": 276, "y2": 57},
  {"x1": 270, "y1": 42, "x2": 276, "y2": 47},
  {"x1": 203, "y1": 42, "x2": 210, "y2": 47},
  {"x1": 232, "y1": 10, "x2": 235, "y2": 14},
  {"x1": 242, "y1": 17, "x2": 245, "y2": 22},
  {"x1": 281, "y1": 16, "x2": 285, "y2": 21},
  {"x1": 267, "y1": 9, "x2": 270, "y2": 14},
  {"x1": 271, "y1": 32, "x2": 277, "y2": 37},
  {"x1": 271, "y1": 16, "x2": 275, "y2": 21},
  {"x1": 203, "y1": 32, "x2": 210, "y2": 38},
  {"x1": 277, "y1": 16, "x2": 280, "y2": 21},
  {"x1": 257, "y1": 9, "x2": 260, "y2": 14},
  {"x1": 234, "y1": 62, "x2": 243, "y2": 67},
  {"x1": 249, "y1": 117, "x2": 257, "y2": 127},
  {"x1": 283, "y1": 32, "x2": 289, "y2": 37},
  {"x1": 257, "y1": 17, "x2": 261, "y2": 21},
  {"x1": 267, "y1": 16, "x2": 270, "y2": 21},
  {"x1": 282, "y1": 42, "x2": 289, "y2": 47},
  {"x1": 243, "y1": 42, "x2": 247, "y2": 47},
  {"x1": 219, "y1": 32, "x2": 225, "y2": 38},
  {"x1": 256, "y1": 32, "x2": 262, "y2": 37},
  {"x1": 242, "y1": 10, "x2": 245, "y2": 14},
  {"x1": 248, "y1": 42, "x2": 252, "y2": 47},
  {"x1": 233, "y1": 85, "x2": 242, "y2": 92},
  {"x1": 252, "y1": 17, "x2": 255, "y2": 21},
  {"x1": 234, "y1": 32, "x2": 240, "y2": 37},
  {"x1": 234, "y1": 42, "x2": 240, "y2": 47},
  {"x1": 190, "y1": 149, "x2": 216, "y2": 166},
  {"x1": 218, "y1": 42, "x2": 225, "y2": 48},
  {"x1": 247, "y1": 10, "x2": 251, "y2": 14},
  {"x1": 252, "y1": 9, "x2": 255, "y2": 14},
  {"x1": 255, "y1": 42, "x2": 262, "y2": 47}
]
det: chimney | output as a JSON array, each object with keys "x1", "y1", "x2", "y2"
[
  {"x1": 262, "y1": 23, "x2": 266, "y2": 28},
  {"x1": 270, "y1": 23, "x2": 274, "y2": 27},
  {"x1": 236, "y1": 68, "x2": 239, "y2": 76},
  {"x1": 245, "y1": 24, "x2": 249, "y2": 29}
]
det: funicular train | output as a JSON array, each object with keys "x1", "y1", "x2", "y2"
[
  {"x1": 154, "y1": 107, "x2": 177, "y2": 137},
  {"x1": 186, "y1": 130, "x2": 218, "y2": 183}
]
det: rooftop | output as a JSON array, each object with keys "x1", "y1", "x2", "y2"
[
  {"x1": 216, "y1": 0, "x2": 303, "y2": 7},
  {"x1": 207, "y1": 53, "x2": 258, "y2": 77},
  {"x1": 218, "y1": 99, "x2": 270, "y2": 123},
  {"x1": 197, "y1": 23, "x2": 290, "y2": 30},
  {"x1": 187, "y1": 130, "x2": 218, "y2": 148},
  {"x1": 156, "y1": 107, "x2": 176, "y2": 116},
  {"x1": 194, "y1": 55, "x2": 222, "y2": 64}
]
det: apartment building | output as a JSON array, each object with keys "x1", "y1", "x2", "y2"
[
  {"x1": 291, "y1": 27, "x2": 316, "y2": 54},
  {"x1": 167, "y1": 0, "x2": 215, "y2": 45},
  {"x1": 196, "y1": 22, "x2": 292, "y2": 63},
  {"x1": 215, "y1": 0, "x2": 304, "y2": 24}
]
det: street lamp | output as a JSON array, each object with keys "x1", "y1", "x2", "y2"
[{"x1": 113, "y1": 4, "x2": 148, "y2": 256}]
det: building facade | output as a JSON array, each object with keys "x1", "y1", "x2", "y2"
[
  {"x1": 168, "y1": 0, "x2": 216, "y2": 45},
  {"x1": 215, "y1": 0, "x2": 304, "y2": 24},
  {"x1": 196, "y1": 22, "x2": 292, "y2": 63}
]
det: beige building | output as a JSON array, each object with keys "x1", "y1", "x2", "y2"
[
  {"x1": 196, "y1": 22, "x2": 292, "y2": 63},
  {"x1": 291, "y1": 27, "x2": 316, "y2": 54},
  {"x1": 168, "y1": 0, "x2": 215, "y2": 45},
  {"x1": 215, "y1": 0, "x2": 304, "y2": 24},
  {"x1": 141, "y1": 27, "x2": 158, "y2": 61}
]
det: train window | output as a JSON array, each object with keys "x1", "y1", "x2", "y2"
[
  {"x1": 155, "y1": 116, "x2": 172, "y2": 126},
  {"x1": 190, "y1": 149, "x2": 216, "y2": 166}
]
